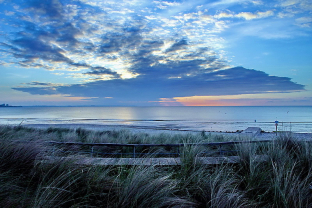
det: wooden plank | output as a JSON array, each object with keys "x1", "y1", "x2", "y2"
[
  {"x1": 48, "y1": 140, "x2": 272, "y2": 147},
  {"x1": 40, "y1": 155, "x2": 268, "y2": 166}
]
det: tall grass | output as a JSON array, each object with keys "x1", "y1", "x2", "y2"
[
  {"x1": 33, "y1": 159, "x2": 82, "y2": 208},
  {"x1": 113, "y1": 165, "x2": 192, "y2": 208},
  {"x1": 177, "y1": 142, "x2": 252, "y2": 208},
  {"x1": 234, "y1": 134, "x2": 312, "y2": 207},
  {"x1": 1, "y1": 125, "x2": 311, "y2": 207},
  {"x1": 0, "y1": 128, "x2": 42, "y2": 207}
]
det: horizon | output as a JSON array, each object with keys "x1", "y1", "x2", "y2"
[
  {"x1": 2, "y1": 104, "x2": 312, "y2": 107},
  {"x1": 1, "y1": 0, "x2": 311, "y2": 106}
]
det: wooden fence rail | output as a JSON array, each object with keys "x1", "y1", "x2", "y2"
[{"x1": 49, "y1": 140, "x2": 273, "y2": 158}]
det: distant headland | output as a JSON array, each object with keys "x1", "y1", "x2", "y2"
[{"x1": 0, "y1": 103, "x2": 22, "y2": 107}]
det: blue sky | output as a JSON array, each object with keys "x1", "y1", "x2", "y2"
[{"x1": 0, "y1": 0, "x2": 311, "y2": 106}]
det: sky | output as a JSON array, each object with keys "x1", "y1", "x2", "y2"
[{"x1": 0, "y1": 0, "x2": 311, "y2": 106}]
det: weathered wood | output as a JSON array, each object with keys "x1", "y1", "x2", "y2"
[
  {"x1": 40, "y1": 155, "x2": 269, "y2": 166},
  {"x1": 48, "y1": 140, "x2": 273, "y2": 157},
  {"x1": 48, "y1": 140, "x2": 272, "y2": 147}
]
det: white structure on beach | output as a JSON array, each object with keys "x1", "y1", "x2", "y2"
[{"x1": 242, "y1": 127, "x2": 262, "y2": 136}]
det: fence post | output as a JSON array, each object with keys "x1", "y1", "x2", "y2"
[
  {"x1": 133, "y1": 146, "x2": 136, "y2": 158},
  {"x1": 91, "y1": 146, "x2": 94, "y2": 157}
]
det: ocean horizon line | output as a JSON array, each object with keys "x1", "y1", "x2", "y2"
[{"x1": 7, "y1": 105, "x2": 312, "y2": 107}]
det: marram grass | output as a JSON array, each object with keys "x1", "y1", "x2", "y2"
[{"x1": 0, "y1": 125, "x2": 311, "y2": 207}]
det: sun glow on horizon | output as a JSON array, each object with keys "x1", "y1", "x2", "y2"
[{"x1": 168, "y1": 92, "x2": 312, "y2": 106}]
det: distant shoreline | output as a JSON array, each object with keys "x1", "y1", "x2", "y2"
[{"x1": 0, "y1": 106, "x2": 22, "y2": 107}]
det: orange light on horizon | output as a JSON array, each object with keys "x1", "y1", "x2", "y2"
[
  {"x1": 173, "y1": 96, "x2": 239, "y2": 106},
  {"x1": 171, "y1": 95, "x2": 274, "y2": 106}
]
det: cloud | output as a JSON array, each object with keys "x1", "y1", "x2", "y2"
[
  {"x1": 296, "y1": 17, "x2": 312, "y2": 27},
  {"x1": 98, "y1": 25, "x2": 144, "y2": 55},
  {"x1": 236, "y1": 12, "x2": 256, "y2": 20},
  {"x1": 25, "y1": 81, "x2": 57, "y2": 86},
  {"x1": 10, "y1": 36, "x2": 72, "y2": 64},
  {"x1": 252, "y1": 0, "x2": 263, "y2": 5},
  {"x1": 0, "y1": 0, "x2": 229, "y2": 77},
  {"x1": 13, "y1": 65, "x2": 305, "y2": 104},
  {"x1": 84, "y1": 67, "x2": 119, "y2": 76},
  {"x1": 279, "y1": 0, "x2": 312, "y2": 10},
  {"x1": 236, "y1": 10, "x2": 274, "y2": 20},
  {"x1": 210, "y1": 0, "x2": 256, "y2": 7},
  {"x1": 153, "y1": 0, "x2": 181, "y2": 9},
  {"x1": 0, "y1": 0, "x2": 103, "y2": 72},
  {"x1": 165, "y1": 39, "x2": 188, "y2": 53},
  {"x1": 215, "y1": 10, "x2": 274, "y2": 20},
  {"x1": 27, "y1": 0, "x2": 64, "y2": 19},
  {"x1": 229, "y1": 18, "x2": 308, "y2": 39},
  {"x1": 13, "y1": 86, "x2": 58, "y2": 95},
  {"x1": 214, "y1": 12, "x2": 234, "y2": 19},
  {"x1": 277, "y1": 0, "x2": 312, "y2": 18},
  {"x1": 4, "y1": 10, "x2": 15, "y2": 16},
  {"x1": 83, "y1": 66, "x2": 121, "y2": 80},
  {"x1": 1, "y1": 0, "x2": 308, "y2": 106}
]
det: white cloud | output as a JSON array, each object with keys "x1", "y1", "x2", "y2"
[
  {"x1": 257, "y1": 10, "x2": 274, "y2": 18},
  {"x1": 280, "y1": 0, "x2": 300, "y2": 7},
  {"x1": 160, "y1": 18, "x2": 180, "y2": 27},
  {"x1": 200, "y1": 14, "x2": 214, "y2": 21},
  {"x1": 214, "y1": 12, "x2": 234, "y2": 19},
  {"x1": 296, "y1": 17, "x2": 312, "y2": 23},
  {"x1": 277, "y1": 12, "x2": 294, "y2": 18},
  {"x1": 278, "y1": 0, "x2": 312, "y2": 12},
  {"x1": 210, "y1": 0, "x2": 255, "y2": 7},
  {"x1": 183, "y1": 13, "x2": 196, "y2": 21},
  {"x1": 296, "y1": 17, "x2": 312, "y2": 27},
  {"x1": 153, "y1": 0, "x2": 181, "y2": 9},
  {"x1": 252, "y1": 0, "x2": 263, "y2": 5},
  {"x1": 232, "y1": 18, "x2": 307, "y2": 39},
  {"x1": 236, "y1": 12, "x2": 258, "y2": 20},
  {"x1": 215, "y1": 10, "x2": 274, "y2": 20},
  {"x1": 162, "y1": 1, "x2": 181, "y2": 7}
]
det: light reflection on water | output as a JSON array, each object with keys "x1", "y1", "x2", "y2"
[{"x1": 0, "y1": 106, "x2": 311, "y2": 133}]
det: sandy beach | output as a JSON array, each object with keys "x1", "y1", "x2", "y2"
[{"x1": 22, "y1": 123, "x2": 312, "y2": 141}]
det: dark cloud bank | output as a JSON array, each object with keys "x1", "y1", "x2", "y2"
[
  {"x1": 1, "y1": 0, "x2": 305, "y2": 105},
  {"x1": 14, "y1": 65, "x2": 304, "y2": 104}
]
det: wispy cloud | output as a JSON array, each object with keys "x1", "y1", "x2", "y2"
[
  {"x1": 226, "y1": 16, "x2": 310, "y2": 39},
  {"x1": 276, "y1": 0, "x2": 312, "y2": 22},
  {"x1": 296, "y1": 17, "x2": 312, "y2": 27},
  {"x1": 23, "y1": 81, "x2": 64, "y2": 87},
  {"x1": 215, "y1": 10, "x2": 274, "y2": 20}
]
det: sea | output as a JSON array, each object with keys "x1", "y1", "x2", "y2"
[{"x1": 0, "y1": 106, "x2": 311, "y2": 133}]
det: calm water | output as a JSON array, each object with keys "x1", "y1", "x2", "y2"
[{"x1": 0, "y1": 106, "x2": 311, "y2": 133}]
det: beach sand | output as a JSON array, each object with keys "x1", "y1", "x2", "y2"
[{"x1": 22, "y1": 123, "x2": 312, "y2": 141}]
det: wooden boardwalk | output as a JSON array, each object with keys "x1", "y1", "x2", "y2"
[
  {"x1": 41, "y1": 155, "x2": 268, "y2": 166},
  {"x1": 45, "y1": 140, "x2": 271, "y2": 166}
]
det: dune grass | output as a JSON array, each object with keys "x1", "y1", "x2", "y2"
[{"x1": 0, "y1": 125, "x2": 311, "y2": 207}]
